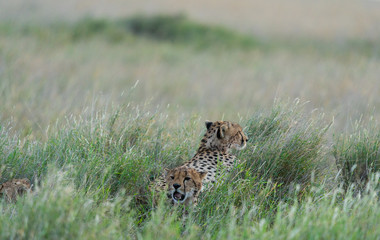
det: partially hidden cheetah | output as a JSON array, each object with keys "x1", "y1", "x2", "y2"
[
  {"x1": 0, "y1": 178, "x2": 32, "y2": 202},
  {"x1": 154, "y1": 120, "x2": 248, "y2": 196}
]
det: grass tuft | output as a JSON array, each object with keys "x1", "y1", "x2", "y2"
[
  {"x1": 242, "y1": 100, "x2": 330, "y2": 194},
  {"x1": 333, "y1": 118, "x2": 380, "y2": 191}
]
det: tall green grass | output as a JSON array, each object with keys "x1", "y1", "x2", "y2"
[
  {"x1": 333, "y1": 118, "x2": 380, "y2": 191},
  {"x1": 1, "y1": 101, "x2": 380, "y2": 239},
  {"x1": 242, "y1": 101, "x2": 330, "y2": 194},
  {"x1": 1, "y1": 168, "x2": 379, "y2": 239},
  {"x1": 0, "y1": 104, "x2": 201, "y2": 202},
  {"x1": 0, "y1": 12, "x2": 379, "y2": 239}
]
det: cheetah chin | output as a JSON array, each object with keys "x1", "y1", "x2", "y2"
[{"x1": 234, "y1": 141, "x2": 247, "y2": 150}]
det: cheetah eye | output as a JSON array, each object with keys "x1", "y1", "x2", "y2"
[
  {"x1": 170, "y1": 176, "x2": 174, "y2": 179},
  {"x1": 184, "y1": 177, "x2": 191, "y2": 181}
]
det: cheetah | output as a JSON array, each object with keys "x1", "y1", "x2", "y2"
[
  {"x1": 154, "y1": 120, "x2": 248, "y2": 193},
  {"x1": 0, "y1": 178, "x2": 32, "y2": 202}
]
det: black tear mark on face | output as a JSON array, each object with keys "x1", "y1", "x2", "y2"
[{"x1": 217, "y1": 127, "x2": 222, "y2": 139}]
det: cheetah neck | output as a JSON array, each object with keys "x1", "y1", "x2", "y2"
[
  {"x1": 197, "y1": 136, "x2": 229, "y2": 153},
  {"x1": 197, "y1": 146, "x2": 227, "y2": 153}
]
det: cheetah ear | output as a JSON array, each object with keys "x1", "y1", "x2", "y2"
[
  {"x1": 163, "y1": 168, "x2": 170, "y2": 176},
  {"x1": 205, "y1": 121, "x2": 213, "y2": 130},
  {"x1": 198, "y1": 171, "x2": 208, "y2": 180},
  {"x1": 217, "y1": 125, "x2": 228, "y2": 139}
]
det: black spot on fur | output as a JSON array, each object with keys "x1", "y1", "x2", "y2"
[{"x1": 205, "y1": 121, "x2": 213, "y2": 130}]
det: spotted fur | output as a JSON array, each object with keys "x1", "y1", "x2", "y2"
[
  {"x1": 0, "y1": 178, "x2": 32, "y2": 202},
  {"x1": 165, "y1": 166, "x2": 207, "y2": 206},
  {"x1": 183, "y1": 120, "x2": 248, "y2": 190},
  {"x1": 153, "y1": 120, "x2": 248, "y2": 196}
]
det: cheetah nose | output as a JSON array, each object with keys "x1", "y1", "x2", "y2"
[{"x1": 173, "y1": 183, "x2": 181, "y2": 189}]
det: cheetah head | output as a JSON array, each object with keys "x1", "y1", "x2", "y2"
[
  {"x1": 204, "y1": 120, "x2": 248, "y2": 151},
  {"x1": 13, "y1": 178, "x2": 32, "y2": 195},
  {"x1": 165, "y1": 167, "x2": 207, "y2": 205},
  {"x1": 0, "y1": 178, "x2": 32, "y2": 202}
]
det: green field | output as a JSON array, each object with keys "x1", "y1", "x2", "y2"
[{"x1": 0, "y1": 4, "x2": 380, "y2": 239}]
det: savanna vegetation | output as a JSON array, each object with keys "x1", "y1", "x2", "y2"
[{"x1": 0, "y1": 11, "x2": 379, "y2": 240}]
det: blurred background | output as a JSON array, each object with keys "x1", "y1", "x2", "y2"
[{"x1": 0, "y1": 0, "x2": 379, "y2": 138}]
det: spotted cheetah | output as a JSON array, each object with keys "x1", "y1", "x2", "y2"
[
  {"x1": 0, "y1": 178, "x2": 32, "y2": 202},
  {"x1": 164, "y1": 166, "x2": 207, "y2": 206},
  {"x1": 154, "y1": 120, "x2": 248, "y2": 193}
]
